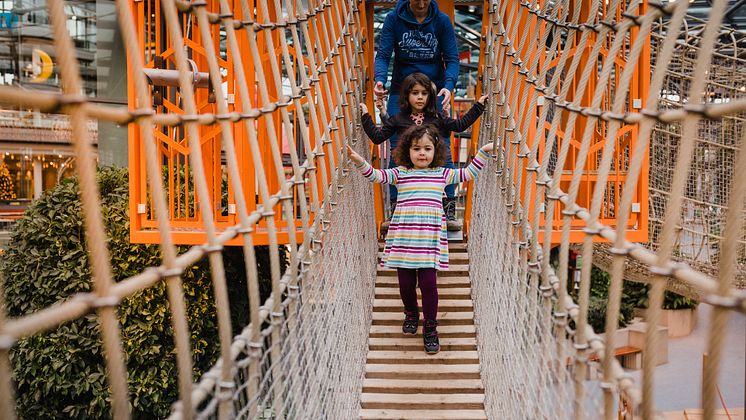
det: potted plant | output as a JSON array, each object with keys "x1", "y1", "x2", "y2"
[
  {"x1": 660, "y1": 291, "x2": 698, "y2": 337},
  {"x1": 623, "y1": 282, "x2": 698, "y2": 338}
]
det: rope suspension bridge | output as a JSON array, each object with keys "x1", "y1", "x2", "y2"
[{"x1": 0, "y1": 0, "x2": 745, "y2": 418}]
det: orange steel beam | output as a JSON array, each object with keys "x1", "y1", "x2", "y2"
[
  {"x1": 464, "y1": 0, "x2": 650, "y2": 244},
  {"x1": 362, "y1": 0, "x2": 386, "y2": 235},
  {"x1": 128, "y1": 0, "x2": 315, "y2": 245},
  {"x1": 128, "y1": 0, "x2": 649, "y2": 246},
  {"x1": 463, "y1": 0, "x2": 490, "y2": 238}
]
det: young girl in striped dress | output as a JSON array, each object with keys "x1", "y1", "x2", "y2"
[{"x1": 347, "y1": 124, "x2": 493, "y2": 354}]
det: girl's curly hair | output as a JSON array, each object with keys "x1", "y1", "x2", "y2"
[
  {"x1": 398, "y1": 73, "x2": 438, "y2": 116},
  {"x1": 393, "y1": 123, "x2": 448, "y2": 169}
]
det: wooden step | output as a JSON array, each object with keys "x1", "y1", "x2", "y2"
[
  {"x1": 371, "y1": 311, "x2": 474, "y2": 326},
  {"x1": 373, "y1": 299, "x2": 473, "y2": 312},
  {"x1": 368, "y1": 337, "x2": 477, "y2": 351},
  {"x1": 368, "y1": 325, "x2": 476, "y2": 338},
  {"x1": 374, "y1": 287, "x2": 472, "y2": 300},
  {"x1": 375, "y1": 276, "x2": 471, "y2": 288},
  {"x1": 360, "y1": 408, "x2": 487, "y2": 420},
  {"x1": 365, "y1": 363, "x2": 481, "y2": 380},
  {"x1": 378, "y1": 265, "x2": 469, "y2": 277},
  {"x1": 360, "y1": 393, "x2": 484, "y2": 410},
  {"x1": 444, "y1": 242, "x2": 468, "y2": 251},
  {"x1": 362, "y1": 378, "x2": 484, "y2": 394},
  {"x1": 366, "y1": 350, "x2": 479, "y2": 365},
  {"x1": 363, "y1": 238, "x2": 485, "y2": 419}
]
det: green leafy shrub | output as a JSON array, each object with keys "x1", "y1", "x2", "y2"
[
  {"x1": 620, "y1": 282, "x2": 698, "y2": 310},
  {"x1": 0, "y1": 166, "x2": 279, "y2": 419},
  {"x1": 222, "y1": 245, "x2": 285, "y2": 336},
  {"x1": 554, "y1": 259, "x2": 634, "y2": 333},
  {"x1": 622, "y1": 281, "x2": 649, "y2": 309},
  {"x1": 589, "y1": 264, "x2": 611, "y2": 299},
  {"x1": 584, "y1": 266, "x2": 635, "y2": 333},
  {"x1": 549, "y1": 248, "x2": 697, "y2": 332},
  {"x1": 662, "y1": 291, "x2": 698, "y2": 310}
]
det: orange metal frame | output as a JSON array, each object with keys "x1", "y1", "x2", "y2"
[
  {"x1": 128, "y1": 0, "x2": 373, "y2": 245},
  {"x1": 128, "y1": 0, "x2": 648, "y2": 246},
  {"x1": 464, "y1": 0, "x2": 650, "y2": 244}
]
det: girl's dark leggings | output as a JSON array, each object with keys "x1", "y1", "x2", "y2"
[{"x1": 396, "y1": 267, "x2": 438, "y2": 321}]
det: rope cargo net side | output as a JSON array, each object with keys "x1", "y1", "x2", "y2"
[
  {"x1": 595, "y1": 16, "x2": 746, "y2": 295},
  {"x1": 0, "y1": 0, "x2": 744, "y2": 419},
  {"x1": 469, "y1": 0, "x2": 746, "y2": 419},
  {"x1": 0, "y1": 0, "x2": 378, "y2": 417}
]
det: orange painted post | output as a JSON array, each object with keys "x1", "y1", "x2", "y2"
[
  {"x1": 361, "y1": 0, "x2": 386, "y2": 235},
  {"x1": 463, "y1": 0, "x2": 492, "y2": 238},
  {"x1": 635, "y1": 0, "x2": 650, "y2": 243},
  {"x1": 129, "y1": 0, "x2": 307, "y2": 245},
  {"x1": 128, "y1": 0, "x2": 385, "y2": 245}
]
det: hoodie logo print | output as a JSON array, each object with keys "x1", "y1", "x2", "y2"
[{"x1": 399, "y1": 31, "x2": 439, "y2": 60}]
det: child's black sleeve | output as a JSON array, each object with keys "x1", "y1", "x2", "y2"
[
  {"x1": 361, "y1": 113, "x2": 397, "y2": 145},
  {"x1": 444, "y1": 101, "x2": 486, "y2": 133}
]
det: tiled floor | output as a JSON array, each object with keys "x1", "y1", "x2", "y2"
[{"x1": 629, "y1": 303, "x2": 745, "y2": 412}]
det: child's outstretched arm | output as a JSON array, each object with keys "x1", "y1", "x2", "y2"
[
  {"x1": 360, "y1": 103, "x2": 397, "y2": 145},
  {"x1": 444, "y1": 142, "x2": 494, "y2": 184},
  {"x1": 347, "y1": 144, "x2": 366, "y2": 166},
  {"x1": 347, "y1": 144, "x2": 399, "y2": 185},
  {"x1": 443, "y1": 95, "x2": 488, "y2": 133}
]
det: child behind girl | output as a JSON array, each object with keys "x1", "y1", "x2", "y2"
[
  {"x1": 347, "y1": 123, "x2": 494, "y2": 354},
  {"x1": 360, "y1": 72, "x2": 488, "y2": 230}
]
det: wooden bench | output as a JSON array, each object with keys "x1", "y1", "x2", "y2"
[
  {"x1": 614, "y1": 346, "x2": 642, "y2": 369},
  {"x1": 587, "y1": 346, "x2": 643, "y2": 370}
]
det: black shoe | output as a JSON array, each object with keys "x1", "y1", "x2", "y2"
[
  {"x1": 443, "y1": 197, "x2": 462, "y2": 231},
  {"x1": 402, "y1": 309, "x2": 419, "y2": 335},
  {"x1": 423, "y1": 319, "x2": 440, "y2": 354}
]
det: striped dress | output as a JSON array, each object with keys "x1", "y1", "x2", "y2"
[{"x1": 356, "y1": 149, "x2": 490, "y2": 270}]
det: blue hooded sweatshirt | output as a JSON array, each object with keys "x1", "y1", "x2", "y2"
[{"x1": 374, "y1": 0, "x2": 459, "y2": 95}]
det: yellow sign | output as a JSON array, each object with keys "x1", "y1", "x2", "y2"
[{"x1": 30, "y1": 49, "x2": 53, "y2": 82}]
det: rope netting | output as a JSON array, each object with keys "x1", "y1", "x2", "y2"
[
  {"x1": 468, "y1": 0, "x2": 746, "y2": 419},
  {"x1": 181, "y1": 171, "x2": 377, "y2": 419},
  {"x1": 0, "y1": 0, "x2": 745, "y2": 418},
  {"x1": 596, "y1": 18, "x2": 746, "y2": 295},
  {"x1": 0, "y1": 0, "x2": 376, "y2": 417}
]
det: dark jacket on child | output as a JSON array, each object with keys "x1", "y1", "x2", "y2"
[{"x1": 361, "y1": 101, "x2": 485, "y2": 145}]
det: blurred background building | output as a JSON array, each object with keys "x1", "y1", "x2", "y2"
[{"x1": 0, "y1": 0, "x2": 126, "y2": 208}]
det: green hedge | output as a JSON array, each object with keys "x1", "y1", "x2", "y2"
[
  {"x1": 1, "y1": 167, "x2": 280, "y2": 419},
  {"x1": 550, "y1": 248, "x2": 697, "y2": 333},
  {"x1": 622, "y1": 281, "x2": 698, "y2": 310},
  {"x1": 586, "y1": 266, "x2": 635, "y2": 333}
]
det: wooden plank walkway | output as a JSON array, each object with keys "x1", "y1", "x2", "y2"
[{"x1": 360, "y1": 241, "x2": 487, "y2": 420}]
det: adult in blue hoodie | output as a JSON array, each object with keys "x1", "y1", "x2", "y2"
[
  {"x1": 373, "y1": 0, "x2": 460, "y2": 220},
  {"x1": 374, "y1": 0, "x2": 459, "y2": 116}
]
